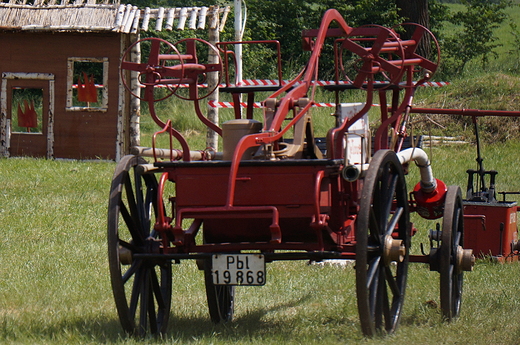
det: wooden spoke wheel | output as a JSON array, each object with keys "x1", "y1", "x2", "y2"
[
  {"x1": 440, "y1": 186, "x2": 464, "y2": 320},
  {"x1": 356, "y1": 150, "x2": 410, "y2": 336},
  {"x1": 108, "y1": 155, "x2": 172, "y2": 336},
  {"x1": 204, "y1": 259, "x2": 235, "y2": 323}
]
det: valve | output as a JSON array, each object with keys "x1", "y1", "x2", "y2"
[{"x1": 413, "y1": 179, "x2": 447, "y2": 220}]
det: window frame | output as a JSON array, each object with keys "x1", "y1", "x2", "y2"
[{"x1": 66, "y1": 57, "x2": 109, "y2": 112}]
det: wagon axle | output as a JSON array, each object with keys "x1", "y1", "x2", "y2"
[{"x1": 428, "y1": 229, "x2": 475, "y2": 274}]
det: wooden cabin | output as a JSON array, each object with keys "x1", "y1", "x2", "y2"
[{"x1": 0, "y1": 0, "x2": 229, "y2": 160}]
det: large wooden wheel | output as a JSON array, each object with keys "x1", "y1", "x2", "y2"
[
  {"x1": 440, "y1": 186, "x2": 465, "y2": 320},
  {"x1": 356, "y1": 149, "x2": 410, "y2": 336},
  {"x1": 108, "y1": 155, "x2": 172, "y2": 336}
]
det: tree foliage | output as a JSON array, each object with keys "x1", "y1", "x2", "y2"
[
  {"x1": 441, "y1": 0, "x2": 513, "y2": 73},
  {"x1": 241, "y1": 0, "x2": 401, "y2": 79},
  {"x1": 121, "y1": 0, "x2": 513, "y2": 79},
  {"x1": 122, "y1": 0, "x2": 402, "y2": 78}
]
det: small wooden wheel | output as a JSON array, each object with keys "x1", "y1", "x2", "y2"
[
  {"x1": 355, "y1": 149, "x2": 410, "y2": 336},
  {"x1": 440, "y1": 186, "x2": 465, "y2": 320},
  {"x1": 120, "y1": 37, "x2": 185, "y2": 102},
  {"x1": 108, "y1": 155, "x2": 172, "y2": 336}
]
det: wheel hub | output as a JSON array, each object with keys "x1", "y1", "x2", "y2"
[
  {"x1": 383, "y1": 235, "x2": 406, "y2": 265},
  {"x1": 118, "y1": 245, "x2": 133, "y2": 265},
  {"x1": 456, "y1": 246, "x2": 475, "y2": 273}
]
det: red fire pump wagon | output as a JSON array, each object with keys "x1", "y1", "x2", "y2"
[{"x1": 108, "y1": 9, "x2": 477, "y2": 337}]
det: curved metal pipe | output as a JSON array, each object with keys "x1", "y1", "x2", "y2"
[{"x1": 396, "y1": 148, "x2": 437, "y2": 193}]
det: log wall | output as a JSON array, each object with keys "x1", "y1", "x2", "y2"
[{"x1": 1, "y1": 31, "x2": 123, "y2": 159}]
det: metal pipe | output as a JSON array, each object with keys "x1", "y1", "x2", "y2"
[
  {"x1": 410, "y1": 107, "x2": 520, "y2": 117},
  {"x1": 396, "y1": 148, "x2": 437, "y2": 193},
  {"x1": 341, "y1": 164, "x2": 370, "y2": 182}
]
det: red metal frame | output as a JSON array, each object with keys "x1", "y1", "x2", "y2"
[
  {"x1": 113, "y1": 8, "x2": 488, "y2": 337},
  {"x1": 135, "y1": 9, "x2": 447, "y2": 260}
]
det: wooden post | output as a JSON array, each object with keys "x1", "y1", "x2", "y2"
[
  {"x1": 129, "y1": 36, "x2": 141, "y2": 148},
  {"x1": 206, "y1": 7, "x2": 220, "y2": 150}
]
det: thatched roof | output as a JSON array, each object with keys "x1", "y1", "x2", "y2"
[{"x1": 0, "y1": 0, "x2": 230, "y2": 33}]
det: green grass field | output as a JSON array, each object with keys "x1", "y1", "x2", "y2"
[
  {"x1": 3, "y1": 1, "x2": 520, "y2": 344},
  {"x1": 1, "y1": 148, "x2": 520, "y2": 344}
]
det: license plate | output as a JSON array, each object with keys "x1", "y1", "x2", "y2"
[{"x1": 212, "y1": 254, "x2": 266, "y2": 286}]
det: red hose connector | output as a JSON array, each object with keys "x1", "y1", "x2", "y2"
[{"x1": 413, "y1": 179, "x2": 447, "y2": 219}]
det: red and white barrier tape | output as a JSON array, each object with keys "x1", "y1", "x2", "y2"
[
  {"x1": 128, "y1": 80, "x2": 450, "y2": 89},
  {"x1": 71, "y1": 80, "x2": 449, "y2": 89},
  {"x1": 233, "y1": 79, "x2": 450, "y2": 87},
  {"x1": 206, "y1": 79, "x2": 448, "y2": 108},
  {"x1": 208, "y1": 101, "x2": 381, "y2": 108},
  {"x1": 209, "y1": 101, "x2": 263, "y2": 108}
]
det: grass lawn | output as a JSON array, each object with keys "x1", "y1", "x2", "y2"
[
  {"x1": 2, "y1": 2, "x2": 520, "y2": 344},
  {"x1": 1, "y1": 140, "x2": 520, "y2": 344}
]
